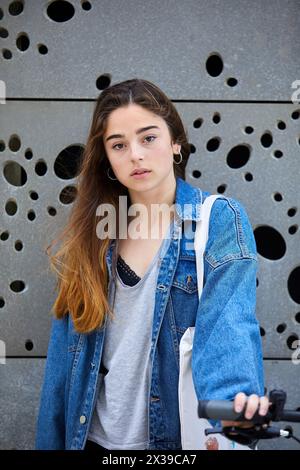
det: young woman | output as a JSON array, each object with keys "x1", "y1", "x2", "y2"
[{"x1": 35, "y1": 78, "x2": 270, "y2": 451}]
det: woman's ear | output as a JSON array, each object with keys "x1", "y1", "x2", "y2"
[{"x1": 172, "y1": 142, "x2": 181, "y2": 155}]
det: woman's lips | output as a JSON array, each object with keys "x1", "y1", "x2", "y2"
[{"x1": 131, "y1": 171, "x2": 152, "y2": 179}]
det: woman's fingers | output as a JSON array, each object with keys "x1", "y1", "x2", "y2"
[
  {"x1": 244, "y1": 394, "x2": 260, "y2": 419},
  {"x1": 233, "y1": 393, "x2": 271, "y2": 420},
  {"x1": 221, "y1": 394, "x2": 272, "y2": 430},
  {"x1": 258, "y1": 395, "x2": 271, "y2": 416},
  {"x1": 233, "y1": 392, "x2": 247, "y2": 413}
]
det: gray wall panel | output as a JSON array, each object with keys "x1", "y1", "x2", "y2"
[
  {"x1": 0, "y1": 0, "x2": 299, "y2": 100},
  {"x1": 1, "y1": 101, "x2": 299, "y2": 357},
  {"x1": 0, "y1": 359, "x2": 45, "y2": 450},
  {"x1": 0, "y1": 0, "x2": 299, "y2": 451}
]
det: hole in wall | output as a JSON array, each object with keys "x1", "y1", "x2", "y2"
[
  {"x1": 260, "y1": 131, "x2": 273, "y2": 148},
  {"x1": 5, "y1": 199, "x2": 17, "y2": 216},
  {"x1": 288, "y1": 225, "x2": 298, "y2": 235},
  {"x1": 227, "y1": 144, "x2": 251, "y2": 169},
  {"x1": 291, "y1": 110, "x2": 300, "y2": 120},
  {"x1": 8, "y1": 1, "x2": 24, "y2": 16},
  {"x1": 273, "y1": 192, "x2": 283, "y2": 202},
  {"x1": 4, "y1": 162, "x2": 27, "y2": 186},
  {"x1": 0, "y1": 297, "x2": 5, "y2": 308},
  {"x1": 81, "y1": 1, "x2": 92, "y2": 10},
  {"x1": 59, "y1": 185, "x2": 77, "y2": 204},
  {"x1": 15, "y1": 240, "x2": 23, "y2": 251},
  {"x1": 273, "y1": 150, "x2": 283, "y2": 159},
  {"x1": 206, "y1": 137, "x2": 220, "y2": 152},
  {"x1": 0, "y1": 141, "x2": 5, "y2": 152},
  {"x1": 16, "y1": 32, "x2": 30, "y2": 51},
  {"x1": 96, "y1": 74, "x2": 111, "y2": 90},
  {"x1": 192, "y1": 170, "x2": 201, "y2": 179},
  {"x1": 54, "y1": 144, "x2": 84, "y2": 179},
  {"x1": 8, "y1": 135, "x2": 21, "y2": 152},
  {"x1": 1, "y1": 231, "x2": 9, "y2": 241},
  {"x1": 2, "y1": 48, "x2": 12, "y2": 59},
  {"x1": 193, "y1": 118, "x2": 203, "y2": 129},
  {"x1": 27, "y1": 210, "x2": 36, "y2": 221},
  {"x1": 244, "y1": 172, "x2": 253, "y2": 181},
  {"x1": 46, "y1": 0, "x2": 75, "y2": 22},
  {"x1": 38, "y1": 44, "x2": 48, "y2": 54},
  {"x1": 10, "y1": 280, "x2": 25, "y2": 292},
  {"x1": 276, "y1": 323, "x2": 287, "y2": 334},
  {"x1": 35, "y1": 160, "x2": 47, "y2": 176},
  {"x1": 288, "y1": 267, "x2": 300, "y2": 304},
  {"x1": 277, "y1": 120, "x2": 286, "y2": 130},
  {"x1": 217, "y1": 184, "x2": 227, "y2": 194},
  {"x1": 287, "y1": 208, "x2": 297, "y2": 217},
  {"x1": 25, "y1": 340, "x2": 34, "y2": 351},
  {"x1": 212, "y1": 113, "x2": 221, "y2": 124},
  {"x1": 287, "y1": 334, "x2": 299, "y2": 351},
  {"x1": 47, "y1": 207, "x2": 57, "y2": 216},
  {"x1": 244, "y1": 126, "x2": 254, "y2": 134},
  {"x1": 0, "y1": 27, "x2": 8, "y2": 38},
  {"x1": 29, "y1": 191, "x2": 39, "y2": 200},
  {"x1": 226, "y1": 77, "x2": 238, "y2": 87},
  {"x1": 260, "y1": 327, "x2": 266, "y2": 337},
  {"x1": 205, "y1": 53, "x2": 223, "y2": 77},
  {"x1": 189, "y1": 143, "x2": 196, "y2": 153},
  {"x1": 24, "y1": 148, "x2": 33, "y2": 160},
  {"x1": 254, "y1": 225, "x2": 286, "y2": 260}
]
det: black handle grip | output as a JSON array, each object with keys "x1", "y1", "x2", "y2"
[{"x1": 198, "y1": 400, "x2": 272, "y2": 424}]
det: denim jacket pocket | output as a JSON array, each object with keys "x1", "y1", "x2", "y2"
[
  {"x1": 167, "y1": 257, "x2": 199, "y2": 369},
  {"x1": 171, "y1": 256, "x2": 198, "y2": 294}
]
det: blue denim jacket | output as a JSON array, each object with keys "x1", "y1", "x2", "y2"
[{"x1": 35, "y1": 176, "x2": 264, "y2": 450}]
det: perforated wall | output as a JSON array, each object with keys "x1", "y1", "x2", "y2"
[{"x1": 0, "y1": 0, "x2": 299, "y2": 450}]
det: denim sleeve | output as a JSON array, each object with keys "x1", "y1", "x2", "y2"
[
  {"x1": 35, "y1": 315, "x2": 68, "y2": 449},
  {"x1": 191, "y1": 197, "x2": 265, "y2": 427}
]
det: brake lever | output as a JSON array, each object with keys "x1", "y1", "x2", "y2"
[{"x1": 205, "y1": 423, "x2": 291, "y2": 446}]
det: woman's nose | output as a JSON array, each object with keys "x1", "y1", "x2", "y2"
[{"x1": 130, "y1": 146, "x2": 144, "y2": 161}]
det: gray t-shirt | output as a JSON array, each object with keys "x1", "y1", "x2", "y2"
[{"x1": 87, "y1": 220, "x2": 174, "y2": 450}]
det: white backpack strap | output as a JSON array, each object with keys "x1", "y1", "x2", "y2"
[{"x1": 194, "y1": 195, "x2": 228, "y2": 301}]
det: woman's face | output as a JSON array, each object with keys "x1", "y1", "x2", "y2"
[{"x1": 103, "y1": 103, "x2": 181, "y2": 192}]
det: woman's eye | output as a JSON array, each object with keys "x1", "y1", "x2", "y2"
[
  {"x1": 112, "y1": 143, "x2": 123, "y2": 150},
  {"x1": 112, "y1": 135, "x2": 156, "y2": 150},
  {"x1": 145, "y1": 135, "x2": 156, "y2": 143}
]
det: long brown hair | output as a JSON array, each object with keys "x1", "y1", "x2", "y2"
[{"x1": 46, "y1": 78, "x2": 191, "y2": 333}]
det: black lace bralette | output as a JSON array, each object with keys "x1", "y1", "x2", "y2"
[{"x1": 116, "y1": 254, "x2": 141, "y2": 286}]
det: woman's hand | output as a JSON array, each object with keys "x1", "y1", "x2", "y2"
[
  {"x1": 221, "y1": 392, "x2": 271, "y2": 429},
  {"x1": 204, "y1": 392, "x2": 271, "y2": 450}
]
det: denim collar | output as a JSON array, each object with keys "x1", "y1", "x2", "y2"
[
  {"x1": 173, "y1": 176, "x2": 202, "y2": 222},
  {"x1": 105, "y1": 177, "x2": 202, "y2": 274}
]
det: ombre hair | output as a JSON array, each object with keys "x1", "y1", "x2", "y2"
[{"x1": 46, "y1": 78, "x2": 191, "y2": 333}]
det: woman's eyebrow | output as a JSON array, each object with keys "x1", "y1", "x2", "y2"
[{"x1": 105, "y1": 125, "x2": 160, "y2": 142}]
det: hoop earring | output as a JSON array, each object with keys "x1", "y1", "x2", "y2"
[
  {"x1": 173, "y1": 151, "x2": 183, "y2": 165},
  {"x1": 107, "y1": 167, "x2": 118, "y2": 181}
]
